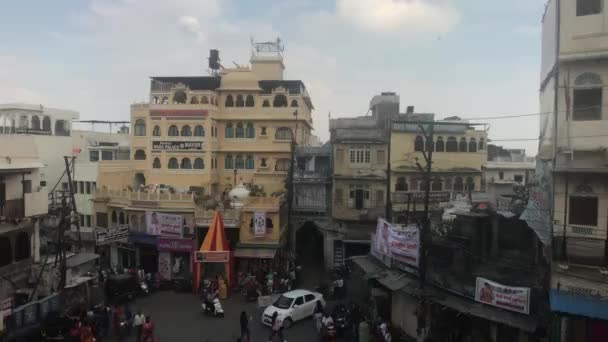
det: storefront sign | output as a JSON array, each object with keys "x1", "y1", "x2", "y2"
[
  {"x1": 370, "y1": 233, "x2": 391, "y2": 268},
  {"x1": 95, "y1": 225, "x2": 129, "y2": 246},
  {"x1": 157, "y1": 238, "x2": 195, "y2": 252},
  {"x1": 146, "y1": 212, "x2": 183, "y2": 238},
  {"x1": 475, "y1": 277, "x2": 530, "y2": 314},
  {"x1": 152, "y1": 141, "x2": 202, "y2": 151},
  {"x1": 254, "y1": 212, "x2": 266, "y2": 236},
  {"x1": 389, "y1": 223, "x2": 420, "y2": 268},
  {"x1": 195, "y1": 251, "x2": 229, "y2": 263},
  {"x1": 158, "y1": 252, "x2": 172, "y2": 280}
]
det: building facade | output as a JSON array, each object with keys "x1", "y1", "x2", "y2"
[
  {"x1": 93, "y1": 41, "x2": 311, "y2": 281},
  {"x1": 390, "y1": 114, "x2": 488, "y2": 221},
  {"x1": 540, "y1": 0, "x2": 608, "y2": 339}
]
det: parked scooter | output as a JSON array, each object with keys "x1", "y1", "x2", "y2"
[
  {"x1": 201, "y1": 295, "x2": 225, "y2": 318},
  {"x1": 139, "y1": 279, "x2": 149, "y2": 296}
]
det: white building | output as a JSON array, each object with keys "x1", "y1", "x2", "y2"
[
  {"x1": 540, "y1": 0, "x2": 608, "y2": 337},
  {"x1": 69, "y1": 129, "x2": 130, "y2": 251},
  {"x1": 0, "y1": 135, "x2": 47, "y2": 308},
  {"x1": 482, "y1": 161, "x2": 536, "y2": 186}
]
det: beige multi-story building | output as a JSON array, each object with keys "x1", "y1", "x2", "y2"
[
  {"x1": 93, "y1": 41, "x2": 312, "y2": 276},
  {"x1": 540, "y1": 0, "x2": 608, "y2": 337}
]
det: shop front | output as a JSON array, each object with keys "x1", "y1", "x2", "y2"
[
  {"x1": 157, "y1": 238, "x2": 196, "y2": 281},
  {"x1": 129, "y1": 232, "x2": 158, "y2": 274}
]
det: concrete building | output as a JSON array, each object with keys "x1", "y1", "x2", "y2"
[
  {"x1": 540, "y1": 0, "x2": 608, "y2": 339},
  {"x1": 0, "y1": 135, "x2": 47, "y2": 317},
  {"x1": 93, "y1": 40, "x2": 311, "y2": 278},
  {"x1": 390, "y1": 113, "x2": 488, "y2": 221},
  {"x1": 482, "y1": 161, "x2": 536, "y2": 188}
]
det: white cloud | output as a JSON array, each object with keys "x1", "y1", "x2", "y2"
[
  {"x1": 177, "y1": 16, "x2": 206, "y2": 42},
  {"x1": 336, "y1": 0, "x2": 460, "y2": 34}
]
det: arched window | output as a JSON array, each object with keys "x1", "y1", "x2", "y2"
[
  {"x1": 168, "y1": 125, "x2": 179, "y2": 136},
  {"x1": 245, "y1": 123, "x2": 254, "y2": 138},
  {"x1": 15, "y1": 232, "x2": 30, "y2": 261},
  {"x1": 290, "y1": 99, "x2": 299, "y2": 107},
  {"x1": 459, "y1": 138, "x2": 468, "y2": 152},
  {"x1": 173, "y1": 90, "x2": 187, "y2": 104},
  {"x1": 20, "y1": 115, "x2": 28, "y2": 129},
  {"x1": 225, "y1": 94, "x2": 234, "y2": 107},
  {"x1": 410, "y1": 178, "x2": 420, "y2": 191},
  {"x1": 235, "y1": 122, "x2": 245, "y2": 138},
  {"x1": 235, "y1": 95, "x2": 245, "y2": 107},
  {"x1": 134, "y1": 119, "x2": 146, "y2": 136},
  {"x1": 245, "y1": 95, "x2": 254, "y2": 107},
  {"x1": 0, "y1": 237, "x2": 12, "y2": 266},
  {"x1": 119, "y1": 212, "x2": 125, "y2": 225},
  {"x1": 161, "y1": 96, "x2": 169, "y2": 104},
  {"x1": 153, "y1": 125, "x2": 161, "y2": 136},
  {"x1": 152, "y1": 96, "x2": 159, "y2": 104},
  {"x1": 153, "y1": 158, "x2": 161, "y2": 169},
  {"x1": 478, "y1": 138, "x2": 485, "y2": 151},
  {"x1": 446, "y1": 137, "x2": 458, "y2": 152},
  {"x1": 42, "y1": 116, "x2": 51, "y2": 131},
  {"x1": 396, "y1": 177, "x2": 408, "y2": 191},
  {"x1": 225, "y1": 123, "x2": 234, "y2": 138},
  {"x1": 453, "y1": 177, "x2": 464, "y2": 191},
  {"x1": 111, "y1": 211, "x2": 117, "y2": 224},
  {"x1": 194, "y1": 125, "x2": 204, "y2": 136},
  {"x1": 181, "y1": 125, "x2": 192, "y2": 136},
  {"x1": 234, "y1": 155, "x2": 244, "y2": 169},
  {"x1": 435, "y1": 137, "x2": 445, "y2": 152},
  {"x1": 31, "y1": 116, "x2": 40, "y2": 130},
  {"x1": 168, "y1": 158, "x2": 179, "y2": 169},
  {"x1": 273, "y1": 94, "x2": 288, "y2": 107},
  {"x1": 198, "y1": 96, "x2": 207, "y2": 104},
  {"x1": 190, "y1": 96, "x2": 199, "y2": 104},
  {"x1": 444, "y1": 177, "x2": 453, "y2": 190},
  {"x1": 194, "y1": 158, "x2": 204, "y2": 169},
  {"x1": 275, "y1": 127, "x2": 293, "y2": 140},
  {"x1": 181, "y1": 158, "x2": 192, "y2": 169},
  {"x1": 469, "y1": 138, "x2": 477, "y2": 152},
  {"x1": 431, "y1": 178, "x2": 442, "y2": 191},
  {"x1": 225, "y1": 155, "x2": 233, "y2": 169},
  {"x1": 275, "y1": 158, "x2": 290, "y2": 171},
  {"x1": 262, "y1": 100, "x2": 270, "y2": 107},
  {"x1": 245, "y1": 155, "x2": 254, "y2": 169},
  {"x1": 465, "y1": 177, "x2": 475, "y2": 191},
  {"x1": 134, "y1": 149, "x2": 146, "y2": 160},
  {"x1": 210, "y1": 96, "x2": 216, "y2": 105},
  {"x1": 414, "y1": 136, "x2": 424, "y2": 152}
]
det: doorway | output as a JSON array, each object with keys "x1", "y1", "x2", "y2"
[
  {"x1": 296, "y1": 222, "x2": 325, "y2": 287},
  {"x1": 133, "y1": 173, "x2": 146, "y2": 190},
  {"x1": 355, "y1": 189, "x2": 364, "y2": 210}
]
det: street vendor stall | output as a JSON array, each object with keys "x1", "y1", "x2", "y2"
[{"x1": 194, "y1": 211, "x2": 233, "y2": 295}]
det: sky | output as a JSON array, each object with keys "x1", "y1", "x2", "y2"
[{"x1": 0, "y1": 0, "x2": 546, "y2": 155}]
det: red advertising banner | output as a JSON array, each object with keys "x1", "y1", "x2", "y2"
[{"x1": 157, "y1": 238, "x2": 195, "y2": 252}]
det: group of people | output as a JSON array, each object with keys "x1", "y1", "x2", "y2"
[{"x1": 237, "y1": 257, "x2": 300, "y2": 298}]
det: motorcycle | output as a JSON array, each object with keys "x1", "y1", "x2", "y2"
[
  {"x1": 334, "y1": 305, "x2": 350, "y2": 337},
  {"x1": 322, "y1": 322, "x2": 337, "y2": 342},
  {"x1": 139, "y1": 279, "x2": 149, "y2": 295},
  {"x1": 201, "y1": 296, "x2": 225, "y2": 317}
]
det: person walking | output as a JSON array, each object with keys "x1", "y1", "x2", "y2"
[
  {"x1": 133, "y1": 310, "x2": 145, "y2": 342},
  {"x1": 79, "y1": 320, "x2": 94, "y2": 342},
  {"x1": 313, "y1": 300, "x2": 324, "y2": 334},
  {"x1": 141, "y1": 316, "x2": 155, "y2": 342},
  {"x1": 239, "y1": 311, "x2": 249, "y2": 338}
]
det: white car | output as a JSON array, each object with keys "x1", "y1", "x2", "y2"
[{"x1": 261, "y1": 289, "x2": 325, "y2": 328}]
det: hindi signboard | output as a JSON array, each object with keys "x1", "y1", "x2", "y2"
[
  {"x1": 151, "y1": 141, "x2": 202, "y2": 151},
  {"x1": 475, "y1": 277, "x2": 531, "y2": 314},
  {"x1": 195, "y1": 251, "x2": 229, "y2": 263},
  {"x1": 389, "y1": 223, "x2": 420, "y2": 268},
  {"x1": 95, "y1": 225, "x2": 129, "y2": 246},
  {"x1": 157, "y1": 238, "x2": 195, "y2": 252},
  {"x1": 253, "y1": 212, "x2": 266, "y2": 236},
  {"x1": 146, "y1": 212, "x2": 183, "y2": 238}
]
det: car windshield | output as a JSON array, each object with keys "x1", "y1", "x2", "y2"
[{"x1": 273, "y1": 295, "x2": 294, "y2": 309}]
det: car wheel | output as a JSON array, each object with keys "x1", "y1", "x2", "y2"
[{"x1": 282, "y1": 318, "x2": 293, "y2": 329}]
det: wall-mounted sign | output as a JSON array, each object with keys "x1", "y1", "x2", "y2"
[
  {"x1": 475, "y1": 277, "x2": 530, "y2": 314},
  {"x1": 157, "y1": 238, "x2": 195, "y2": 252},
  {"x1": 146, "y1": 212, "x2": 183, "y2": 238},
  {"x1": 194, "y1": 251, "x2": 229, "y2": 263},
  {"x1": 152, "y1": 141, "x2": 202, "y2": 151},
  {"x1": 95, "y1": 225, "x2": 129, "y2": 246}
]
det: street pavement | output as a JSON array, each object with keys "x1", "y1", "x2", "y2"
[{"x1": 121, "y1": 290, "x2": 322, "y2": 342}]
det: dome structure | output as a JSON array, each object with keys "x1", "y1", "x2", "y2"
[
  {"x1": 219, "y1": 68, "x2": 262, "y2": 91},
  {"x1": 229, "y1": 183, "x2": 250, "y2": 208}
]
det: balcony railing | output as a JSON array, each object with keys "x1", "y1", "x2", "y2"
[{"x1": 0, "y1": 199, "x2": 24, "y2": 220}]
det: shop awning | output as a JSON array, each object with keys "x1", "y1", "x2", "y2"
[
  {"x1": 424, "y1": 286, "x2": 537, "y2": 333},
  {"x1": 351, "y1": 256, "x2": 384, "y2": 279},
  {"x1": 377, "y1": 270, "x2": 418, "y2": 291},
  {"x1": 65, "y1": 276, "x2": 93, "y2": 289},
  {"x1": 234, "y1": 247, "x2": 277, "y2": 259}
]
